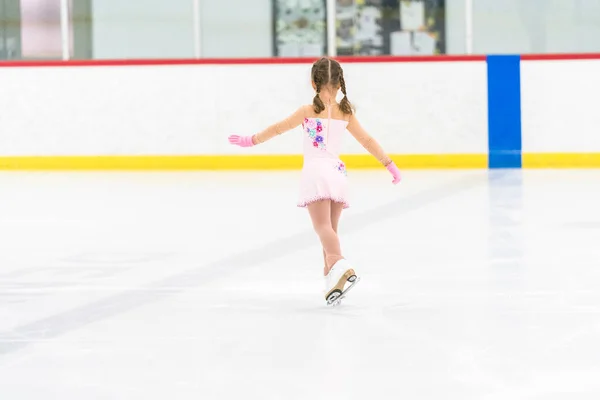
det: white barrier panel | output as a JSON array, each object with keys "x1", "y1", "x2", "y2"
[
  {"x1": 521, "y1": 59, "x2": 600, "y2": 153},
  {"x1": 0, "y1": 62, "x2": 488, "y2": 157}
]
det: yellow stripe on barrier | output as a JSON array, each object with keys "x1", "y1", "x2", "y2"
[
  {"x1": 3, "y1": 153, "x2": 600, "y2": 170},
  {"x1": 341, "y1": 154, "x2": 487, "y2": 169},
  {"x1": 0, "y1": 155, "x2": 303, "y2": 170},
  {"x1": 0, "y1": 154, "x2": 488, "y2": 170},
  {"x1": 522, "y1": 153, "x2": 600, "y2": 168}
]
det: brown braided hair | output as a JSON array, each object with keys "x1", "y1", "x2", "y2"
[{"x1": 311, "y1": 57, "x2": 353, "y2": 115}]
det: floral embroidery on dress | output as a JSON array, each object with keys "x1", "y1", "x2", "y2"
[
  {"x1": 335, "y1": 161, "x2": 347, "y2": 176},
  {"x1": 305, "y1": 118, "x2": 326, "y2": 150}
]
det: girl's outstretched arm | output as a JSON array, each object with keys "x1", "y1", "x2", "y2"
[
  {"x1": 347, "y1": 114, "x2": 392, "y2": 166},
  {"x1": 251, "y1": 105, "x2": 309, "y2": 145},
  {"x1": 228, "y1": 106, "x2": 308, "y2": 148}
]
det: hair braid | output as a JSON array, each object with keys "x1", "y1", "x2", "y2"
[
  {"x1": 313, "y1": 80, "x2": 325, "y2": 113},
  {"x1": 339, "y1": 74, "x2": 353, "y2": 115}
]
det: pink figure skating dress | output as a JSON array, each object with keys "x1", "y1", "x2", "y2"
[
  {"x1": 249, "y1": 104, "x2": 393, "y2": 209},
  {"x1": 297, "y1": 108, "x2": 350, "y2": 208}
]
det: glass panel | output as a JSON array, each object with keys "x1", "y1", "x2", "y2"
[
  {"x1": 0, "y1": 0, "x2": 65, "y2": 60},
  {"x1": 69, "y1": 0, "x2": 92, "y2": 59},
  {"x1": 471, "y1": 0, "x2": 600, "y2": 54},
  {"x1": 200, "y1": 0, "x2": 274, "y2": 58},
  {"x1": 6, "y1": 0, "x2": 600, "y2": 61},
  {"x1": 20, "y1": 0, "x2": 62, "y2": 59},
  {"x1": 0, "y1": 0, "x2": 21, "y2": 59},
  {"x1": 335, "y1": 0, "x2": 446, "y2": 56},
  {"x1": 272, "y1": 0, "x2": 327, "y2": 57},
  {"x1": 85, "y1": 0, "x2": 195, "y2": 59}
]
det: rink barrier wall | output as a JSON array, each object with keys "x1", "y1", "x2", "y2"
[
  {"x1": 0, "y1": 56, "x2": 490, "y2": 170},
  {"x1": 520, "y1": 54, "x2": 600, "y2": 168},
  {"x1": 1, "y1": 54, "x2": 600, "y2": 170},
  {"x1": 489, "y1": 53, "x2": 600, "y2": 169}
]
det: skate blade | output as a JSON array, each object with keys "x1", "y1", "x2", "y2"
[
  {"x1": 327, "y1": 276, "x2": 360, "y2": 307},
  {"x1": 325, "y1": 269, "x2": 356, "y2": 302}
]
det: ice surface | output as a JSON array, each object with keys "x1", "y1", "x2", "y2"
[{"x1": 1, "y1": 169, "x2": 600, "y2": 399}]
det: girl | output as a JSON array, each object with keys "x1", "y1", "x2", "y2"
[{"x1": 228, "y1": 57, "x2": 401, "y2": 305}]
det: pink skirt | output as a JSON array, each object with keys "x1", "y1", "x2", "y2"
[{"x1": 297, "y1": 158, "x2": 349, "y2": 209}]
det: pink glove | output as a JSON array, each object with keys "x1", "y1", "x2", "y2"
[
  {"x1": 386, "y1": 161, "x2": 401, "y2": 184},
  {"x1": 228, "y1": 135, "x2": 254, "y2": 147}
]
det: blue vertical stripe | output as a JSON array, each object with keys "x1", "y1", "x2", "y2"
[{"x1": 487, "y1": 55, "x2": 522, "y2": 169}]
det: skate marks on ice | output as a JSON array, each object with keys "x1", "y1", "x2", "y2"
[{"x1": 0, "y1": 173, "x2": 486, "y2": 356}]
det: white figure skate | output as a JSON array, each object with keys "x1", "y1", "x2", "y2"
[{"x1": 324, "y1": 259, "x2": 360, "y2": 307}]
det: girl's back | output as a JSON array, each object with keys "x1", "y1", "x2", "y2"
[{"x1": 302, "y1": 104, "x2": 350, "y2": 160}]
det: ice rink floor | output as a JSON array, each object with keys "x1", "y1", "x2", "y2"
[{"x1": 1, "y1": 169, "x2": 600, "y2": 399}]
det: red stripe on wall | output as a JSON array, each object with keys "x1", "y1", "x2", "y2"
[
  {"x1": 3, "y1": 53, "x2": 598, "y2": 68},
  {"x1": 0, "y1": 55, "x2": 486, "y2": 68},
  {"x1": 521, "y1": 53, "x2": 600, "y2": 61}
]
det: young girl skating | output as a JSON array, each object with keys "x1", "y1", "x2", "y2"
[{"x1": 228, "y1": 57, "x2": 401, "y2": 306}]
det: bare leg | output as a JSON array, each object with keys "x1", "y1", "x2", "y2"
[
  {"x1": 330, "y1": 201, "x2": 344, "y2": 233},
  {"x1": 323, "y1": 201, "x2": 344, "y2": 271},
  {"x1": 307, "y1": 200, "x2": 344, "y2": 275}
]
